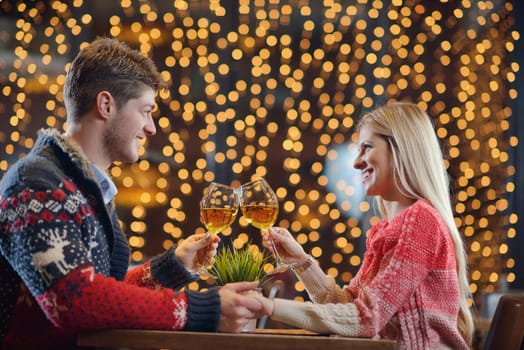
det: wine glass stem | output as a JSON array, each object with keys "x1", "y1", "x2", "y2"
[
  {"x1": 265, "y1": 229, "x2": 286, "y2": 265},
  {"x1": 198, "y1": 232, "x2": 217, "y2": 278}
]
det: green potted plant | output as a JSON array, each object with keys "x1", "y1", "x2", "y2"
[
  {"x1": 211, "y1": 243, "x2": 272, "y2": 332},
  {"x1": 211, "y1": 243, "x2": 271, "y2": 287}
]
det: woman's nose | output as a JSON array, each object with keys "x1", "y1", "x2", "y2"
[{"x1": 353, "y1": 155, "x2": 364, "y2": 169}]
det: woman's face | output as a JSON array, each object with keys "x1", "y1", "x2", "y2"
[{"x1": 353, "y1": 124, "x2": 399, "y2": 200}]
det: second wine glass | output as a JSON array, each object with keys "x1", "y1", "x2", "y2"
[
  {"x1": 199, "y1": 182, "x2": 239, "y2": 277},
  {"x1": 238, "y1": 177, "x2": 289, "y2": 274}
]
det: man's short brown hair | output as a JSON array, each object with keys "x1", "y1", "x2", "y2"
[{"x1": 64, "y1": 37, "x2": 164, "y2": 121}]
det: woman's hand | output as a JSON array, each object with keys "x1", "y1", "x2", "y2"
[
  {"x1": 175, "y1": 233, "x2": 220, "y2": 272},
  {"x1": 246, "y1": 290, "x2": 274, "y2": 318},
  {"x1": 262, "y1": 227, "x2": 309, "y2": 266}
]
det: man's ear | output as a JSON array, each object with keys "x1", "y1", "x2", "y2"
[{"x1": 96, "y1": 90, "x2": 115, "y2": 121}]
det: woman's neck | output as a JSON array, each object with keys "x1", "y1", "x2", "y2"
[{"x1": 382, "y1": 197, "x2": 418, "y2": 221}]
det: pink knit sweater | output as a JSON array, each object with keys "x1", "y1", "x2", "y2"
[{"x1": 271, "y1": 199, "x2": 469, "y2": 350}]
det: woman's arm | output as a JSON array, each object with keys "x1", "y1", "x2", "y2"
[
  {"x1": 293, "y1": 258, "x2": 350, "y2": 304},
  {"x1": 257, "y1": 203, "x2": 447, "y2": 338}
]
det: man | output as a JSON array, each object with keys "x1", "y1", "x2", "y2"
[{"x1": 0, "y1": 37, "x2": 261, "y2": 349}]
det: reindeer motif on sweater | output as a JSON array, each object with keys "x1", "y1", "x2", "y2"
[{"x1": 32, "y1": 228, "x2": 73, "y2": 286}]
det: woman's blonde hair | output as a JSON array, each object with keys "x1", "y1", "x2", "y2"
[{"x1": 357, "y1": 102, "x2": 474, "y2": 345}]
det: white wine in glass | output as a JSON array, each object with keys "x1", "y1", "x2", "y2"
[
  {"x1": 238, "y1": 177, "x2": 289, "y2": 274},
  {"x1": 200, "y1": 206, "x2": 237, "y2": 235},
  {"x1": 241, "y1": 205, "x2": 278, "y2": 231},
  {"x1": 199, "y1": 182, "x2": 239, "y2": 277}
]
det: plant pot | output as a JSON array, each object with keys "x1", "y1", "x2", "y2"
[{"x1": 241, "y1": 318, "x2": 258, "y2": 332}]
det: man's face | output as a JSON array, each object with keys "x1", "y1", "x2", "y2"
[{"x1": 103, "y1": 87, "x2": 157, "y2": 164}]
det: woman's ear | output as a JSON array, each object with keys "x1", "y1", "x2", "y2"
[{"x1": 96, "y1": 90, "x2": 115, "y2": 120}]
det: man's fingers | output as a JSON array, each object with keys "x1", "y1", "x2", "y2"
[
  {"x1": 184, "y1": 233, "x2": 207, "y2": 243},
  {"x1": 223, "y1": 281, "x2": 260, "y2": 294},
  {"x1": 188, "y1": 233, "x2": 213, "y2": 250},
  {"x1": 228, "y1": 306, "x2": 258, "y2": 319},
  {"x1": 218, "y1": 289, "x2": 264, "y2": 333},
  {"x1": 241, "y1": 295, "x2": 263, "y2": 312}
]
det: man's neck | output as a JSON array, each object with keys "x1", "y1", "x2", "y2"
[{"x1": 65, "y1": 122, "x2": 111, "y2": 170}]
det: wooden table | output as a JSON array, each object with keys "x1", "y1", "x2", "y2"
[{"x1": 77, "y1": 328, "x2": 398, "y2": 350}]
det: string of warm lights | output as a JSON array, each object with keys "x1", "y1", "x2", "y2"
[{"x1": 0, "y1": 0, "x2": 518, "y2": 305}]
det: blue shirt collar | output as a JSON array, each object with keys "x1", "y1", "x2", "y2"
[{"x1": 91, "y1": 165, "x2": 118, "y2": 205}]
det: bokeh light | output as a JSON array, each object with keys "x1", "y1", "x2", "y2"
[{"x1": 0, "y1": 0, "x2": 518, "y2": 305}]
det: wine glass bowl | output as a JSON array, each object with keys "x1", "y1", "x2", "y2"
[
  {"x1": 238, "y1": 178, "x2": 289, "y2": 274},
  {"x1": 200, "y1": 184, "x2": 238, "y2": 235},
  {"x1": 199, "y1": 182, "x2": 239, "y2": 277}
]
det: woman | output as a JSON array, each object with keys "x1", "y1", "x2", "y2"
[{"x1": 255, "y1": 103, "x2": 474, "y2": 349}]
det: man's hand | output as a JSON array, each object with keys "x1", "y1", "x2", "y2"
[
  {"x1": 218, "y1": 281, "x2": 263, "y2": 333},
  {"x1": 175, "y1": 233, "x2": 220, "y2": 272}
]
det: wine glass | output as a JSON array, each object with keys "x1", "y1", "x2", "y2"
[
  {"x1": 199, "y1": 182, "x2": 239, "y2": 277},
  {"x1": 238, "y1": 177, "x2": 289, "y2": 274}
]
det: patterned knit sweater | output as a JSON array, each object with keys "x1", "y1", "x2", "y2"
[
  {"x1": 0, "y1": 129, "x2": 220, "y2": 349},
  {"x1": 271, "y1": 199, "x2": 469, "y2": 350}
]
